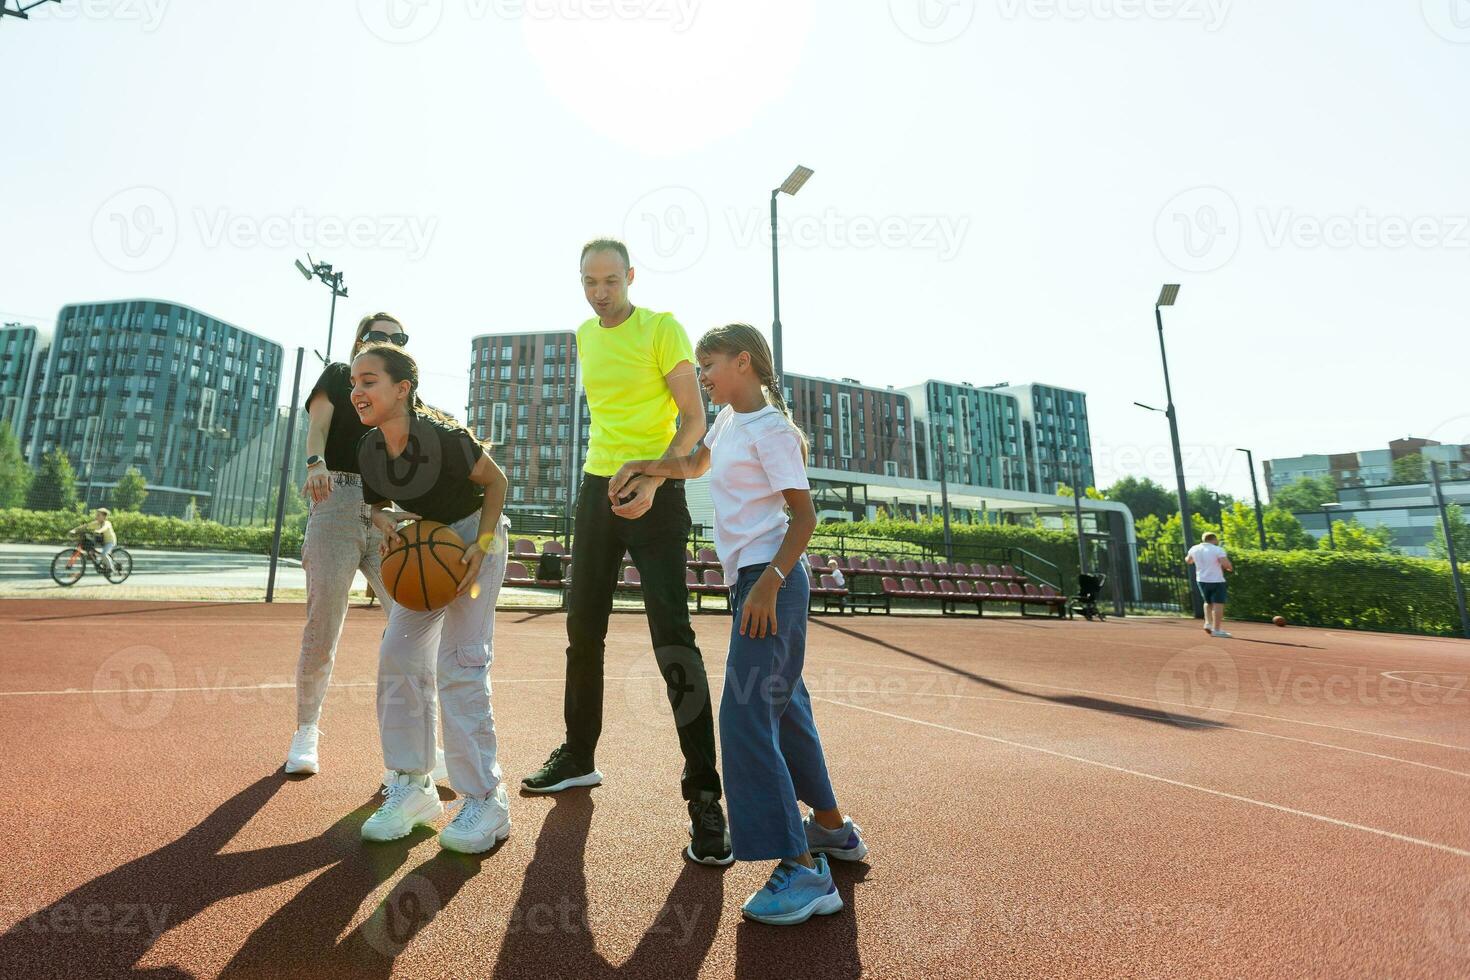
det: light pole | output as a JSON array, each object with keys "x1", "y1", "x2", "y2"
[
  {"x1": 1236, "y1": 447, "x2": 1268, "y2": 549},
  {"x1": 1151, "y1": 284, "x2": 1201, "y2": 617},
  {"x1": 0, "y1": 0, "x2": 59, "y2": 22},
  {"x1": 295, "y1": 255, "x2": 348, "y2": 364},
  {"x1": 1321, "y1": 501, "x2": 1341, "y2": 550},
  {"x1": 1429, "y1": 460, "x2": 1470, "y2": 638},
  {"x1": 769, "y1": 165, "x2": 813, "y2": 382}
]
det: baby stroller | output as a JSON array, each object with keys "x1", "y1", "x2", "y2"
[{"x1": 1069, "y1": 572, "x2": 1107, "y2": 621}]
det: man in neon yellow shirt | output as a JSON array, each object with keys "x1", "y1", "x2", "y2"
[{"x1": 522, "y1": 239, "x2": 731, "y2": 865}]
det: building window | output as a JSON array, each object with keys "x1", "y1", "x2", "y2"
[
  {"x1": 884, "y1": 460, "x2": 898, "y2": 477},
  {"x1": 838, "y1": 393, "x2": 853, "y2": 459},
  {"x1": 54, "y1": 375, "x2": 77, "y2": 420},
  {"x1": 198, "y1": 389, "x2": 218, "y2": 432},
  {"x1": 491, "y1": 403, "x2": 507, "y2": 444},
  {"x1": 957, "y1": 395, "x2": 971, "y2": 455}
]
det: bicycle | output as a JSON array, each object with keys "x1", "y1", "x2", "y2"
[{"x1": 51, "y1": 535, "x2": 133, "y2": 586}]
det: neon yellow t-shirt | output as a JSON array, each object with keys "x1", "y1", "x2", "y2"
[{"x1": 577, "y1": 307, "x2": 695, "y2": 477}]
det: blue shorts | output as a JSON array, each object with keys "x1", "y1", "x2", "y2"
[{"x1": 1198, "y1": 581, "x2": 1227, "y2": 604}]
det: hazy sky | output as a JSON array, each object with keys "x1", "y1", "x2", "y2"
[{"x1": 3, "y1": 0, "x2": 1467, "y2": 499}]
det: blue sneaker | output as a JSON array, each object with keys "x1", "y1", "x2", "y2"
[
  {"x1": 740, "y1": 854, "x2": 843, "y2": 925},
  {"x1": 804, "y1": 813, "x2": 869, "y2": 862}
]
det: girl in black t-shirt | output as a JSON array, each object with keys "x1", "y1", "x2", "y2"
[
  {"x1": 287, "y1": 313, "x2": 444, "y2": 781},
  {"x1": 350, "y1": 342, "x2": 515, "y2": 854}
]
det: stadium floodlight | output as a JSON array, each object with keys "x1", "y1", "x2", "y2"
[
  {"x1": 294, "y1": 255, "x2": 348, "y2": 364},
  {"x1": 770, "y1": 165, "x2": 815, "y2": 380},
  {"x1": 1236, "y1": 447, "x2": 1268, "y2": 549},
  {"x1": 778, "y1": 165, "x2": 814, "y2": 197},
  {"x1": 0, "y1": 0, "x2": 59, "y2": 22},
  {"x1": 1150, "y1": 284, "x2": 1201, "y2": 617}
]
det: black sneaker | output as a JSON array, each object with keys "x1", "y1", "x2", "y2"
[
  {"x1": 521, "y1": 744, "x2": 603, "y2": 794},
  {"x1": 684, "y1": 790, "x2": 734, "y2": 866}
]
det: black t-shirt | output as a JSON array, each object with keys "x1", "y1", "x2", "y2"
[
  {"x1": 306, "y1": 362, "x2": 373, "y2": 474},
  {"x1": 357, "y1": 415, "x2": 486, "y2": 525}
]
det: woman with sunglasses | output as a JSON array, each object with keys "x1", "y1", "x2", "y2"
[{"x1": 285, "y1": 313, "x2": 448, "y2": 781}]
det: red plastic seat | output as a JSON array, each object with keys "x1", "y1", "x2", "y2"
[
  {"x1": 622, "y1": 567, "x2": 642, "y2": 587},
  {"x1": 921, "y1": 561, "x2": 939, "y2": 575},
  {"x1": 698, "y1": 548, "x2": 719, "y2": 568},
  {"x1": 900, "y1": 577, "x2": 922, "y2": 597},
  {"x1": 514, "y1": 538, "x2": 537, "y2": 557},
  {"x1": 900, "y1": 559, "x2": 920, "y2": 574},
  {"x1": 702, "y1": 568, "x2": 726, "y2": 590},
  {"x1": 986, "y1": 563, "x2": 1003, "y2": 579},
  {"x1": 685, "y1": 568, "x2": 698, "y2": 586},
  {"x1": 1001, "y1": 563, "x2": 1019, "y2": 580},
  {"x1": 505, "y1": 560, "x2": 536, "y2": 586},
  {"x1": 955, "y1": 580, "x2": 975, "y2": 595},
  {"x1": 919, "y1": 579, "x2": 938, "y2": 595},
  {"x1": 541, "y1": 540, "x2": 566, "y2": 555},
  {"x1": 938, "y1": 579, "x2": 957, "y2": 594}
]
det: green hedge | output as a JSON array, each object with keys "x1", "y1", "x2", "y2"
[
  {"x1": 1229, "y1": 551, "x2": 1464, "y2": 636},
  {"x1": 0, "y1": 508, "x2": 304, "y2": 557}
]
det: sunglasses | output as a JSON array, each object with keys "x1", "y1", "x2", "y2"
[{"x1": 360, "y1": 330, "x2": 409, "y2": 346}]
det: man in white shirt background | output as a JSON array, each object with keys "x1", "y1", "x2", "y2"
[{"x1": 1185, "y1": 531, "x2": 1234, "y2": 638}]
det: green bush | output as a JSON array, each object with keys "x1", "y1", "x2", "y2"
[
  {"x1": 1229, "y1": 551, "x2": 1463, "y2": 636},
  {"x1": 0, "y1": 508, "x2": 304, "y2": 558}
]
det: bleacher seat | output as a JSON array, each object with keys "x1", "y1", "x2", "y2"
[
  {"x1": 692, "y1": 568, "x2": 730, "y2": 612},
  {"x1": 505, "y1": 561, "x2": 536, "y2": 587}
]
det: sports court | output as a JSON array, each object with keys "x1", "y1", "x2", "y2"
[{"x1": 0, "y1": 599, "x2": 1466, "y2": 978}]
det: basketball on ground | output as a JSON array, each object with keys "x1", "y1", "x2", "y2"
[
  {"x1": 381, "y1": 520, "x2": 466, "y2": 612},
  {"x1": 1272, "y1": 615, "x2": 1287, "y2": 627}
]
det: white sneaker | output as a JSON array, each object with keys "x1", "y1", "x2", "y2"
[
  {"x1": 438, "y1": 784, "x2": 511, "y2": 854},
  {"x1": 284, "y1": 724, "x2": 320, "y2": 775},
  {"x1": 381, "y1": 746, "x2": 449, "y2": 789},
  {"x1": 1211, "y1": 629, "x2": 1233, "y2": 638},
  {"x1": 362, "y1": 772, "x2": 443, "y2": 842}
]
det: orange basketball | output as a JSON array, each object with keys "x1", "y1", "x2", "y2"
[{"x1": 381, "y1": 520, "x2": 467, "y2": 612}]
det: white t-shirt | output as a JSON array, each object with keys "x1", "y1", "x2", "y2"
[
  {"x1": 1187, "y1": 542, "x2": 1229, "y2": 583},
  {"x1": 703, "y1": 405, "x2": 810, "y2": 584}
]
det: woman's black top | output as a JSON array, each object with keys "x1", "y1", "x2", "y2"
[
  {"x1": 357, "y1": 415, "x2": 486, "y2": 525},
  {"x1": 306, "y1": 363, "x2": 372, "y2": 474}
]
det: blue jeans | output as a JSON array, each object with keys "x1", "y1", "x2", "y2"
[{"x1": 719, "y1": 562, "x2": 838, "y2": 861}]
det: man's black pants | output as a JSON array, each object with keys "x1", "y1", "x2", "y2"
[{"x1": 563, "y1": 474, "x2": 721, "y2": 802}]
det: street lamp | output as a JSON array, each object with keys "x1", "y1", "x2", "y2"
[
  {"x1": 0, "y1": 0, "x2": 59, "y2": 21},
  {"x1": 1320, "y1": 501, "x2": 1340, "y2": 550},
  {"x1": 1236, "y1": 447, "x2": 1268, "y2": 549},
  {"x1": 1150, "y1": 284, "x2": 1202, "y2": 617},
  {"x1": 770, "y1": 164, "x2": 813, "y2": 381},
  {"x1": 295, "y1": 255, "x2": 348, "y2": 364}
]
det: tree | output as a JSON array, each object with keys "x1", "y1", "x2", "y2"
[
  {"x1": 1391, "y1": 453, "x2": 1426, "y2": 485},
  {"x1": 0, "y1": 421, "x2": 31, "y2": 509},
  {"x1": 111, "y1": 467, "x2": 149, "y2": 512},
  {"x1": 1188, "y1": 486, "x2": 1237, "y2": 526},
  {"x1": 1320, "y1": 518, "x2": 1396, "y2": 554},
  {"x1": 26, "y1": 449, "x2": 79, "y2": 512},
  {"x1": 1271, "y1": 475, "x2": 1338, "y2": 513},
  {"x1": 1262, "y1": 506, "x2": 1315, "y2": 551},
  {"x1": 1103, "y1": 475, "x2": 1176, "y2": 523},
  {"x1": 1430, "y1": 503, "x2": 1470, "y2": 561}
]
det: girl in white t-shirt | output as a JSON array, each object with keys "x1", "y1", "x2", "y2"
[{"x1": 611, "y1": 323, "x2": 868, "y2": 926}]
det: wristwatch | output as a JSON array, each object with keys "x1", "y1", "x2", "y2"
[{"x1": 306, "y1": 454, "x2": 325, "y2": 468}]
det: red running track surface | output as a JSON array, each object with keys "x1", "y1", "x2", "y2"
[{"x1": 0, "y1": 599, "x2": 1466, "y2": 979}]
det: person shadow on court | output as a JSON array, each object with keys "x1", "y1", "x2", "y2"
[
  {"x1": 0, "y1": 772, "x2": 403, "y2": 979},
  {"x1": 489, "y1": 789, "x2": 723, "y2": 980}
]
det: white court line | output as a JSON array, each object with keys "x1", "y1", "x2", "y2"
[
  {"x1": 815, "y1": 695, "x2": 1470, "y2": 860},
  {"x1": 1381, "y1": 671, "x2": 1470, "y2": 692},
  {"x1": 806, "y1": 687, "x2": 1470, "y2": 779},
  {"x1": 807, "y1": 655, "x2": 1470, "y2": 753},
  {"x1": 0, "y1": 677, "x2": 569, "y2": 697}
]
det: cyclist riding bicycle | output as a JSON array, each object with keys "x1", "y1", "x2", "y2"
[{"x1": 69, "y1": 508, "x2": 117, "y2": 573}]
